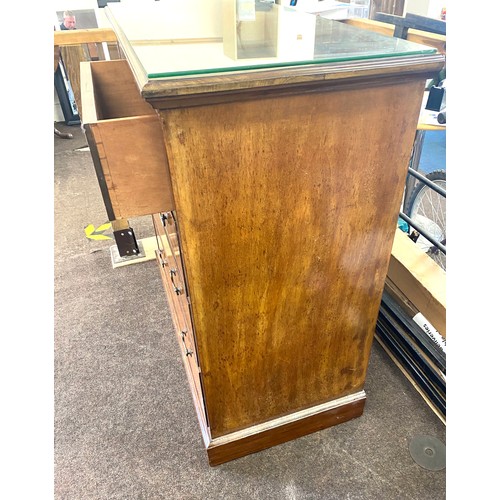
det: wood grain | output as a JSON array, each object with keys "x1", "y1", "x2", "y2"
[
  {"x1": 160, "y1": 78, "x2": 425, "y2": 438},
  {"x1": 88, "y1": 60, "x2": 156, "y2": 120},
  {"x1": 81, "y1": 60, "x2": 175, "y2": 219},
  {"x1": 89, "y1": 116, "x2": 174, "y2": 218},
  {"x1": 54, "y1": 28, "x2": 117, "y2": 46},
  {"x1": 78, "y1": 13, "x2": 445, "y2": 465}
]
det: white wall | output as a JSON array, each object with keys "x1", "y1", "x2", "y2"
[
  {"x1": 54, "y1": 0, "x2": 99, "y2": 13},
  {"x1": 404, "y1": 0, "x2": 445, "y2": 19}
]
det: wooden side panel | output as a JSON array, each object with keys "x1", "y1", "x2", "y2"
[
  {"x1": 80, "y1": 62, "x2": 98, "y2": 124},
  {"x1": 90, "y1": 116, "x2": 174, "y2": 218},
  {"x1": 160, "y1": 78, "x2": 425, "y2": 438},
  {"x1": 89, "y1": 60, "x2": 156, "y2": 120}
]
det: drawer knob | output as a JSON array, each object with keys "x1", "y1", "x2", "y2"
[
  {"x1": 170, "y1": 268, "x2": 183, "y2": 295},
  {"x1": 161, "y1": 212, "x2": 174, "y2": 227},
  {"x1": 180, "y1": 330, "x2": 193, "y2": 357}
]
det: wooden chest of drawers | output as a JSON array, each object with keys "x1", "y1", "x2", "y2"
[{"x1": 82, "y1": 1, "x2": 444, "y2": 466}]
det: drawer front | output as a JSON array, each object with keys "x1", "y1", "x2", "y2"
[
  {"x1": 155, "y1": 245, "x2": 208, "y2": 429},
  {"x1": 153, "y1": 213, "x2": 200, "y2": 362},
  {"x1": 154, "y1": 213, "x2": 190, "y2": 305},
  {"x1": 153, "y1": 213, "x2": 208, "y2": 429},
  {"x1": 157, "y1": 252, "x2": 195, "y2": 351}
]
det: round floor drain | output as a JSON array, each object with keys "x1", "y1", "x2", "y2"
[{"x1": 409, "y1": 435, "x2": 446, "y2": 471}]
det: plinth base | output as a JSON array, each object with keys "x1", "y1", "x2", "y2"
[{"x1": 206, "y1": 391, "x2": 366, "y2": 466}]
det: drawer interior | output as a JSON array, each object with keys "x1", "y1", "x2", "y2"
[{"x1": 87, "y1": 59, "x2": 156, "y2": 121}]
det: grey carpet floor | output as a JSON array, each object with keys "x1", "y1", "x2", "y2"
[{"x1": 53, "y1": 122, "x2": 445, "y2": 500}]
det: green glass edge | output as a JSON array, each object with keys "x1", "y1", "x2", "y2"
[{"x1": 146, "y1": 47, "x2": 436, "y2": 79}]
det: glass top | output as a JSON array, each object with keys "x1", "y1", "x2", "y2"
[{"x1": 105, "y1": 1, "x2": 436, "y2": 79}]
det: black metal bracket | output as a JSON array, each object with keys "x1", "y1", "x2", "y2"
[
  {"x1": 373, "y1": 12, "x2": 446, "y2": 40},
  {"x1": 113, "y1": 227, "x2": 140, "y2": 258}
]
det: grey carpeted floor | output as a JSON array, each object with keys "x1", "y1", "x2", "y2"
[{"x1": 54, "y1": 122, "x2": 445, "y2": 499}]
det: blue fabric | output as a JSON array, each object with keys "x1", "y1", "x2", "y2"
[{"x1": 417, "y1": 130, "x2": 446, "y2": 174}]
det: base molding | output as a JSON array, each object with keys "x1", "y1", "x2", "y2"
[{"x1": 206, "y1": 391, "x2": 366, "y2": 466}]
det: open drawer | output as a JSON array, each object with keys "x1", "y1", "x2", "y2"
[{"x1": 80, "y1": 59, "x2": 175, "y2": 220}]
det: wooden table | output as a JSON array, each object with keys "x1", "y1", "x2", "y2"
[{"x1": 81, "y1": 1, "x2": 444, "y2": 466}]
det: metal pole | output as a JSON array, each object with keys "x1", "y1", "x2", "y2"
[
  {"x1": 398, "y1": 212, "x2": 446, "y2": 255},
  {"x1": 407, "y1": 167, "x2": 446, "y2": 198}
]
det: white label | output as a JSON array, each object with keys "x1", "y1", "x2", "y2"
[{"x1": 412, "y1": 312, "x2": 446, "y2": 354}]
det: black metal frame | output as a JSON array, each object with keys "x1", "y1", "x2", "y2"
[
  {"x1": 373, "y1": 12, "x2": 446, "y2": 39},
  {"x1": 400, "y1": 166, "x2": 446, "y2": 255}
]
